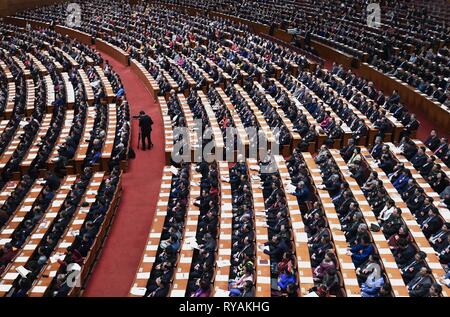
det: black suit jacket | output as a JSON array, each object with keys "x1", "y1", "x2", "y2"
[{"x1": 425, "y1": 136, "x2": 440, "y2": 151}]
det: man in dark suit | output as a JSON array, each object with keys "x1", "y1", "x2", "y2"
[
  {"x1": 298, "y1": 125, "x2": 317, "y2": 151},
  {"x1": 434, "y1": 138, "x2": 449, "y2": 159},
  {"x1": 415, "y1": 197, "x2": 435, "y2": 224},
  {"x1": 401, "y1": 251, "x2": 427, "y2": 283},
  {"x1": 420, "y1": 156, "x2": 435, "y2": 177},
  {"x1": 138, "y1": 111, "x2": 154, "y2": 150},
  {"x1": 387, "y1": 90, "x2": 400, "y2": 105},
  {"x1": 353, "y1": 120, "x2": 368, "y2": 143},
  {"x1": 393, "y1": 238, "x2": 416, "y2": 267},
  {"x1": 421, "y1": 208, "x2": 444, "y2": 238},
  {"x1": 145, "y1": 277, "x2": 169, "y2": 297},
  {"x1": 429, "y1": 222, "x2": 450, "y2": 250},
  {"x1": 425, "y1": 130, "x2": 440, "y2": 151},
  {"x1": 411, "y1": 147, "x2": 428, "y2": 170},
  {"x1": 400, "y1": 114, "x2": 419, "y2": 139},
  {"x1": 407, "y1": 188, "x2": 425, "y2": 212},
  {"x1": 340, "y1": 138, "x2": 356, "y2": 161},
  {"x1": 369, "y1": 136, "x2": 383, "y2": 159},
  {"x1": 262, "y1": 235, "x2": 288, "y2": 264},
  {"x1": 374, "y1": 117, "x2": 392, "y2": 139},
  {"x1": 407, "y1": 267, "x2": 433, "y2": 297}
]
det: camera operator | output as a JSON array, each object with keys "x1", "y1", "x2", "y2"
[{"x1": 134, "y1": 111, "x2": 154, "y2": 150}]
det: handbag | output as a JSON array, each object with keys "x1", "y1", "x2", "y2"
[{"x1": 370, "y1": 223, "x2": 381, "y2": 232}]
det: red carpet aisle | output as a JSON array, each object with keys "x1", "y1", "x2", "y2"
[{"x1": 83, "y1": 50, "x2": 165, "y2": 296}]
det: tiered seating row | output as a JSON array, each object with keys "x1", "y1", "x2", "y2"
[
  {"x1": 28, "y1": 172, "x2": 106, "y2": 297},
  {"x1": 158, "y1": 97, "x2": 174, "y2": 165},
  {"x1": 302, "y1": 153, "x2": 361, "y2": 296},
  {"x1": 0, "y1": 176, "x2": 77, "y2": 290},
  {"x1": 169, "y1": 166, "x2": 201, "y2": 296},
  {"x1": 247, "y1": 158, "x2": 271, "y2": 296},
  {"x1": 129, "y1": 167, "x2": 173, "y2": 296},
  {"x1": 359, "y1": 147, "x2": 449, "y2": 296}
]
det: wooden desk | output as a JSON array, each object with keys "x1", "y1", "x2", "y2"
[
  {"x1": 161, "y1": 70, "x2": 180, "y2": 96},
  {"x1": 321, "y1": 69, "x2": 377, "y2": 145},
  {"x1": 130, "y1": 59, "x2": 160, "y2": 101},
  {"x1": 24, "y1": 78, "x2": 35, "y2": 116},
  {"x1": 54, "y1": 26, "x2": 92, "y2": 46},
  {"x1": 216, "y1": 88, "x2": 249, "y2": 157},
  {"x1": 253, "y1": 82, "x2": 299, "y2": 154},
  {"x1": 198, "y1": 91, "x2": 225, "y2": 161},
  {"x1": 0, "y1": 120, "x2": 9, "y2": 136},
  {"x1": 169, "y1": 166, "x2": 201, "y2": 297},
  {"x1": 205, "y1": 58, "x2": 232, "y2": 87},
  {"x1": 54, "y1": 48, "x2": 79, "y2": 69},
  {"x1": 412, "y1": 140, "x2": 450, "y2": 179},
  {"x1": 290, "y1": 75, "x2": 353, "y2": 147},
  {"x1": 44, "y1": 75, "x2": 55, "y2": 110},
  {"x1": 12, "y1": 56, "x2": 31, "y2": 79},
  {"x1": 78, "y1": 69, "x2": 94, "y2": 106},
  {"x1": 2, "y1": 81, "x2": 16, "y2": 119},
  {"x1": 325, "y1": 69, "x2": 400, "y2": 144},
  {"x1": 177, "y1": 94, "x2": 200, "y2": 162},
  {"x1": 96, "y1": 39, "x2": 129, "y2": 66},
  {"x1": 0, "y1": 125, "x2": 24, "y2": 174},
  {"x1": 158, "y1": 97, "x2": 174, "y2": 165},
  {"x1": 0, "y1": 180, "x2": 44, "y2": 254},
  {"x1": 169, "y1": 59, "x2": 196, "y2": 94},
  {"x1": 28, "y1": 53, "x2": 48, "y2": 76},
  {"x1": 234, "y1": 85, "x2": 275, "y2": 150},
  {"x1": 47, "y1": 110, "x2": 75, "y2": 170},
  {"x1": 212, "y1": 161, "x2": 233, "y2": 296},
  {"x1": 190, "y1": 60, "x2": 214, "y2": 90},
  {"x1": 19, "y1": 114, "x2": 52, "y2": 174},
  {"x1": 59, "y1": 73, "x2": 75, "y2": 109},
  {"x1": 73, "y1": 173, "x2": 122, "y2": 295},
  {"x1": 0, "y1": 181, "x2": 20, "y2": 207},
  {"x1": 0, "y1": 60, "x2": 14, "y2": 82},
  {"x1": 100, "y1": 104, "x2": 117, "y2": 171},
  {"x1": 273, "y1": 79, "x2": 324, "y2": 152},
  {"x1": 73, "y1": 106, "x2": 96, "y2": 173},
  {"x1": 94, "y1": 66, "x2": 115, "y2": 103}
]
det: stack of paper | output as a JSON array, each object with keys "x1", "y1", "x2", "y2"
[
  {"x1": 16, "y1": 266, "x2": 31, "y2": 278},
  {"x1": 216, "y1": 260, "x2": 231, "y2": 268},
  {"x1": 214, "y1": 288, "x2": 230, "y2": 297},
  {"x1": 221, "y1": 176, "x2": 230, "y2": 183},
  {"x1": 184, "y1": 237, "x2": 199, "y2": 250},
  {"x1": 50, "y1": 253, "x2": 66, "y2": 264},
  {"x1": 304, "y1": 291, "x2": 319, "y2": 297},
  {"x1": 286, "y1": 183, "x2": 297, "y2": 193}
]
